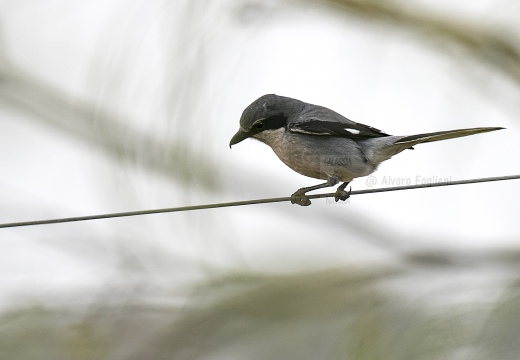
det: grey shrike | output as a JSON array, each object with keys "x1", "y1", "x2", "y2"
[{"x1": 229, "y1": 94, "x2": 503, "y2": 206}]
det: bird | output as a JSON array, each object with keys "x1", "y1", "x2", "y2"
[{"x1": 229, "y1": 94, "x2": 503, "y2": 206}]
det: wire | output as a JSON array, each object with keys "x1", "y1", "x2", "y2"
[{"x1": 0, "y1": 174, "x2": 518, "y2": 229}]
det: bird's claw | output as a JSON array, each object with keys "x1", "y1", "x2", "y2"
[
  {"x1": 334, "y1": 187, "x2": 351, "y2": 202},
  {"x1": 291, "y1": 190, "x2": 312, "y2": 206}
]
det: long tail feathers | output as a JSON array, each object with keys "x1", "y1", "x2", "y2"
[
  {"x1": 395, "y1": 127, "x2": 504, "y2": 147},
  {"x1": 363, "y1": 127, "x2": 503, "y2": 165}
]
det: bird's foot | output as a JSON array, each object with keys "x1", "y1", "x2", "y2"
[
  {"x1": 334, "y1": 187, "x2": 351, "y2": 202},
  {"x1": 291, "y1": 190, "x2": 312, "y2": 206}
]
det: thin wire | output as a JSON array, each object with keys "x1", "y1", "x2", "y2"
[{"x1": 1, "y1": 174, "x2": 518, "y2": 229}]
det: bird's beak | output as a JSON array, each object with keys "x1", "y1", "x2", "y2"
[{"x1": 229, "y1": 130, "x2": 250, "y2": 148}]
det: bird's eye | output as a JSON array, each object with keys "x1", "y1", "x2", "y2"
[{"x1": 255, "y1": 121, "x2": 265, "y2": 129}]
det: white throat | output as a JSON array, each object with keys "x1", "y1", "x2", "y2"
[{"x1": 252, "y1": 127, "x2": 286, "y2": 148}]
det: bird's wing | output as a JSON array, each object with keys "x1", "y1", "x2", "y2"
[{"x1": 288, "y1": 106, "x2": 390, "y2": 140}]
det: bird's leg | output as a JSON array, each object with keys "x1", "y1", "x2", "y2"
[
  {"x1": 334, "y1": 181, "x2": 351, "y2": 202},
  {"x1": 291, "y1": 177, "x2": 339, "y2": 206}
]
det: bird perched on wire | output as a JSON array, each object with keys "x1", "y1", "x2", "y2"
[{"x1": 229, "y1": 94, "x2": 503, "y2": 206}]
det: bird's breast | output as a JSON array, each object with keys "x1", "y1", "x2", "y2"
[{"x1": 261, "y1": 130, "x2": 376, "y2": 181}]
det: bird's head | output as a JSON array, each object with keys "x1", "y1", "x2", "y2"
[{"x1": 229, "y1": 94, "x2": 302, "y2": 148}]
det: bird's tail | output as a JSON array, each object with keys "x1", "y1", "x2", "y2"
[
  {"x1": 363, "y1": 127, "x2": 503, "y2": 165},
  {"x1": 394, "y1": 127, "x2": 504, "y2": 147}
]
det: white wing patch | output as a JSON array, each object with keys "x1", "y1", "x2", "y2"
[{"x1": 344, "y1": 128, "x2": 361, "y2": 135}]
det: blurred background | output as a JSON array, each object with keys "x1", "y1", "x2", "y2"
[{"x1": 0, "y1": 0, "x2": 519, "y2": 359}]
